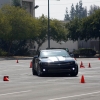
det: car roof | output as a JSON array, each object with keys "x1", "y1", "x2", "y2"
[{"x1": 40, "y1": 49, "x2": 66, "y2": 52}]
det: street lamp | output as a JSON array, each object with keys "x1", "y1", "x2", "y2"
[
  {"x1": 48, "y1": 0, "x2": 50, "y2": 49},
  {"x1": 34, "y1": 5, "x2": 39, "y2": 9},
  {"x1": 47, "y1": 0, "x2": 60, "y2": 49}
]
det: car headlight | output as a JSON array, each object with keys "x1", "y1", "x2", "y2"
[{"x1": 72, "y1": 67, "x2": 75, "y2": 70}]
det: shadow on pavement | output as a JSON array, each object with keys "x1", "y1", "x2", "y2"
[
  {"x1": 0, "y1": 56, "x2": 33, "y2": 60},
  {"x1": 34, "y1": 73, "x2": 79, "y2": 77}
]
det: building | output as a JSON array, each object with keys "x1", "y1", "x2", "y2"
[
  {"x1": 21, "y1": 0, "x2": 35, "y2": 17},
  {"x1": 39, "y1": 40, "x2": 78, "y2": 52},
  {"x1": 0, "y1": 0, "x2": 35, "y2": 17},
  {"x1": 0, "y1": 0, "x2": 11, "y2": 6}
]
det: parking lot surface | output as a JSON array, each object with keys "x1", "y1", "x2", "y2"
[{"x1": 0, "y1": 58, "x2": 100, "y2": 100}]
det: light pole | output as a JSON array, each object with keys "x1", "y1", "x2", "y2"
[
  {"x1": 48, "y1": 0, "x2": 50, "y2": 49},
  {"x1": 47, "y1": 0, "x2": 60, "y2": 49}
]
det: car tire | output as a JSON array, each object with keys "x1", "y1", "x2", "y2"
[
  {"x1": 37, "y1": 66, "x2": 43, "y2": 77},
  {"x1": 32, "y1": 63, "x2": 37, "y2": 75},
  {"x1": 70, "y1": 67, "x2": 78, "y2": 77}
]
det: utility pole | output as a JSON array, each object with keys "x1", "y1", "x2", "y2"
[{"x1": 48, "y1": 0, "x2": 50, "y2": 49}]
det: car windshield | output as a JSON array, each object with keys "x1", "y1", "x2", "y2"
[{"x1": 40, "y1": 50, "x2": 70, "y2": 57}]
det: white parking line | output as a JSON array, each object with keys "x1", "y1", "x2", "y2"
[
  {"x1": 0, "y1": 90, "x2": 31, "y2": 96},
  {"x1": 49, "y1": 91, "x2": 100, "y2": 100}
]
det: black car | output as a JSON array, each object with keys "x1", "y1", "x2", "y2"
[{"x1": 32, "y1": 49, "x2": 78, "y2": 76}]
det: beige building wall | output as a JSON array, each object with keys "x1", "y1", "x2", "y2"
[
  {"x1": 0, "y1": 0, "x2": 35, "y2": 17},
  {"x1": 35, "y1": 40, "x2": 78, "y2": 52},
  {"x1": 21, "y1": 0, "x2": 35, "y2": 17},
  {"x1": 0, "y1": 0, "x2": 11, "y2": 7}
]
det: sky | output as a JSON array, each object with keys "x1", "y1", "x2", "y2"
[{"x1": 35, "y1": 0, "x2": 100, "y2": 20}]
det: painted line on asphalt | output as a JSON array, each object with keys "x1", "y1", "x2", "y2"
[
  {"x1": 49, "y1": 91, "x2": 100, "y2": 100},
  {"x1": 0, "y1": 90, "x2": 31, "y2": 96}
]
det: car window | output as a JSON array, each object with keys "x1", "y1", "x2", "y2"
[{"x1": 40, "y1": 50, "x2": 70, "y2": 57}]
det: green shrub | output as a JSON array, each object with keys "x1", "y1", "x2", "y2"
[
  {"x1": 73, "y1": 50, "x2": 79, "y2": 58},
  {"x1": 73, "y1": 48, "x2": 96, "y2": 57},
  {"x1": 79, "y1": 48, "x2": 96, "y2": 56},
  {"x1": 0, "y1": 49, "x2": 8, "y2": 56}
]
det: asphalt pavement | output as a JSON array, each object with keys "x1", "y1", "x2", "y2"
[{"x1": 0, "y1": 58, "x2": 100, "y2": 100}]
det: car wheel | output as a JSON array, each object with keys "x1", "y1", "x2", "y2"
[
  {"x1": 32, "y1": 63, "x2": 37, "y2": 75},
  {"x1": 70, "y1": 67, "x2": 78, "y2": 77},
  {"x1": 37, "y1": 66, "x2": 43, "y2": 77}
]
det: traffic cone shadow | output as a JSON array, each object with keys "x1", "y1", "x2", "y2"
[
  {"x1": 3, "y1": 76, "x2": 9, "y2": 81},
  {"x1": 80, "y1": 75, "x2": 85, "y2": 83}
]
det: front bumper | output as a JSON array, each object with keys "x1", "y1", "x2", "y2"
[{"x1": 40, "y1": 62, "x2": 78, "y2": 74}]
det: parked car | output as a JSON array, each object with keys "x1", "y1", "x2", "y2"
[{"x1": 32, "y1": 49, "x2": 78, "y2": 76}]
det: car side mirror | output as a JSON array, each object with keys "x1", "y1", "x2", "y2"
[
  {"x1": 70, "y1": 54, "x2": 74, "y2": 57},
  {"x1": 34, "y1": 55, "x2": 38, "y2": 59}
]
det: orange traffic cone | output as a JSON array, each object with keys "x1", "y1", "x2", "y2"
[
  {"x1": 80, "y1": 61, "x2": 83, "y2": 65},
  {"x1": 80, "y1": 75, "x2": 85, "y2": 83},
  {"x1": 80, "y1": 61, "x2": 85, "y2": 68},
  {"x1": 3, "y1": 76, "x2": 9, "y2": 81},
  {"x1": 16, "y1": 60, "x2": 19, "y2": 63},
  {"x1": 30, "y1": 61, "x2": 32, "y2": 68},
  {"x1": 88, "y1": 63, "x2": 91, "y2": 68},
  {"x1": 80, "y1": 64, "x2": 85, "y2": 68}
]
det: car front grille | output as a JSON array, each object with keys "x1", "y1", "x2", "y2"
[
  {"x1": 43, "y1": 61, "x2": 75, "y2": 68},
  {"x1": 48, "y1": 69, "x2": 71, "y2": 73},
  {"x1": 41, "y1": 61, "x2": 76, "y2": 73}
]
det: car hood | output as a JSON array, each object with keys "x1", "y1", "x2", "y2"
[{"x1": 40, "y1": 56, "x2": 75, "y2": 62}]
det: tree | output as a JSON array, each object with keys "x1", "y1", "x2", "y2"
[
  {"x1": 78, "y1": 0, "x2": 83, "y2": 18},
  {"x1": 75, "y1": 3, "x2": 79, "y2": 18},
  {"x1": 0, "y1": 5, "x2": 37, "y2": 55},
  {"x1": 66, "y1": 8, "x2": 100, "y2": 41},
  {"x1": 35, "y1": 15, "x2": 68, "y2": 53},
  {"x1": 79, "y1": 0, "x2": 87, "y2": 18},
  {"x1": 34, "y1": 15, "x2": 48, "y2": 52},
  {"x1": 64, "y1": 7, "x2": 70, "y2": 21},
  {"x1": 70, "y1": 4, "x2": 75, "y2": 20},
  {"x1": 80, "y1": 9, "x2": 100, "y2": 40},
  {"x1": 65, "y1": 18, "x2": 81, "y2": 41},
  {"x1": 88, "y1": 5, "x2": 100, "y2": 16},
  {"x1": 81, "y1": 9, "x2": 100, "y2": 55},
  {"x1": 80, "y1": 16, "x2": 93, "y2": 40},
  {"x1": 0, "y1": 10, "x2": 11, "y2": 54},
  {"x1": 0, "y1": 10, "x2": 11, "y2": 39},
  {"x1": 50, "y1": 19, "x2": 68, "y2": 43},
  {"x1": 64, "y1": 0, "x2": 87, "y2": 21}
]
